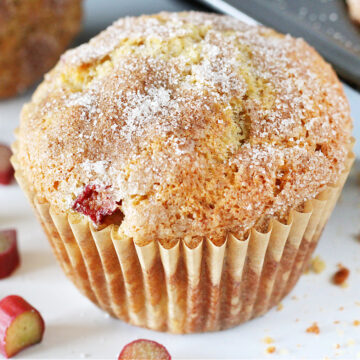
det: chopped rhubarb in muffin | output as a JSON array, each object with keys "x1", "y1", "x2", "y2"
[{"x1": 72, "y1": 184, "x2": 118, "y2": 224}]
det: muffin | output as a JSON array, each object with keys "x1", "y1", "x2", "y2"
[
  {"x1": 13, "y1": 12, "x2": 354, "y2": 333},
  {"x1": 348, "y1": 0, "x2": 360, "y2": 23},
  {"x1": 0, "y1": 0, "x2": 82, "y2": 98}
]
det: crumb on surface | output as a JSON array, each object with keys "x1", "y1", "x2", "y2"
[
  {"x1": 308, "y1": 255, "x2": 326, "y2": 274},
  {"x1": 332, "y1": 267, "x2": 350, "y2": 286},
  {"x1": 276, "y1": 303, "x2": 283, "y2": 311},
  {"x1": 334, "y1": 320, "x2": 340, "y2": 324},
  {"x1": 354, "y1": 320, "x2": 360, "y2": 326},
  {"x1": 266, "y1": 346, "x2": 276, "y2": 354},
  {"x1": 306, "y1": 322, "x2": 320, "y2": 334},
  {"x1": 263, "y1": 336, "x2": 274, "y2": 344}
]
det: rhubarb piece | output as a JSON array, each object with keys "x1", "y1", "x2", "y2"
[
  {"x1": 0, "y1": 144, "x2": 14, "y2": 185},
  {"x1": 0, "y1": 230, "x2": 20, "y2": 279},
  {"x1": 118, "y1": 339, "x2": 171, "y2": 360},
  {"x1": 0, "y1": 295, "x2": 45, "y2": 358},
  {"x1": 73, "y1": 184, "x2": 118, "y2": 224}
]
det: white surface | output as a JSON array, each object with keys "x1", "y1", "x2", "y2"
[{"x1": 1, "y1": 1, "x2": 360, "y2": 359}]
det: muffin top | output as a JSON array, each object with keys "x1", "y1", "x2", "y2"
[{"x1": 18, "y1": 12, "x2": 352, "y2": 246}]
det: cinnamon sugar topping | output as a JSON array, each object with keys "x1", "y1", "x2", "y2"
[{"x1": 18, "y1": 12, "x2": 352, "y2": 245}]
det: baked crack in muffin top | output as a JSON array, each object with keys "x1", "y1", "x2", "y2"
[{"x1": 18, "y1": 12, "x2": 352, "y2": 247}]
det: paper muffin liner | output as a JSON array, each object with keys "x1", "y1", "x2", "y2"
[{"x1": 11, "y1": 141, "x2": 355, "y2": 333}]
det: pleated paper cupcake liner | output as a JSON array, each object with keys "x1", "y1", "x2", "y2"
[{"x1": 11, "y1": 140, "x2": 355, "y2": 333}]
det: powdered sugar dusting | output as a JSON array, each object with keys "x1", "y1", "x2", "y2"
[{"x1": 119, "y1": 87, "x2": 174, "y2": 142}]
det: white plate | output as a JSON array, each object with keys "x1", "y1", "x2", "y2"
[{"x1": 0, "y1": 1, "x2": 360, "y2": 359}]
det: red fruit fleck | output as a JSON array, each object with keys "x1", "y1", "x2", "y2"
[
  {"x1": 0, "y1": 144, "x2": 14, "y2": 185},
  {"x1": 72, "y1": 184, "x2": 118, "y2": 224},
  {"x1": 332, "y1": 266, "x2": 350, "y2": 286},
  {"x1": 0, "y1": 230, "x2": 20, "y2": 279},
  {"x1": 118, "y1": 339, "x2": 171, "y2": 360}
]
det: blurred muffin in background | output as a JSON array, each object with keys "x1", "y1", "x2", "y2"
[
  {"x1": 347, "y1": 0, "x2": 360, "y2": 23},
  {"x1": 0, "y1": 0, "x2": 82, "y2": 99}
]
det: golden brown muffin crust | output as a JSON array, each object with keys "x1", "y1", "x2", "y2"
[
  {"x1": 18, "y1": 12, "x2": 352, "y2": 246},
  {"x1": 0, "y1": 0, "x2": 82, "y2": 98}
]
